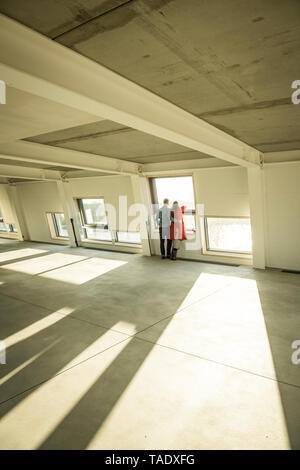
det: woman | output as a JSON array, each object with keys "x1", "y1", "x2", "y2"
[{"x1": 170, "y1": 201, "x2": 186, "y2": 260}]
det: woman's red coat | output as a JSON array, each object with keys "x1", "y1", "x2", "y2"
[{"x1": 170, "y1": 205, "x2": 187, "y2": 241}]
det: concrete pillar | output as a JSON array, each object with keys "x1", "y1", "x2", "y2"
[
  {"x1": 56, "y1": 180, "x2": 78, "y2": 247},
  {"x1": 247, "y1": 167, "x2": 266, "y2": 269},
  {"x1": 7, "y1": 184, "x2": 29, "y2": 241},
  {"x1": 130, "y1": 175, "x2": 151, "y2": 256}
]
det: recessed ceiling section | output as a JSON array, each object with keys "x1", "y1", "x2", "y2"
[
  {"x1": 24, "y1": 120, "x2": 212, "y2": 164},
  {"x1": 0, "y1": 86, "x2": 101, "y2": 144}
]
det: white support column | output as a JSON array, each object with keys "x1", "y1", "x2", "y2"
[
  {"x1": 247, "y1": 167, "x2": 266, "y2": 269},
  {"x1": 56, "y1": 180, "x2": 78, "y2": 248},
  {"x1": 130, "y1": 175, "x2": 151, "y2": 256},
  {"x1": 7, "y1": 184, "x2": 29, "y2": 241},
  {"x1": 0, "y1": 183, "x2": 24, "y2": 241}
]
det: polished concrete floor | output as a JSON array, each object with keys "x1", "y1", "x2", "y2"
[{"x1": 0, "y1": 239, "x2": 299, "y2": 450}]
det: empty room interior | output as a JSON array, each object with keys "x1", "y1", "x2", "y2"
[{"x1": 0, "y1": 0, "x2": 300, "y2": 451}]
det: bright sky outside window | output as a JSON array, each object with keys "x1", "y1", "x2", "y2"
[
  {"x1": 150, "y1": 176, "x2": 196, "y2": 231},
  {"x1": 77, "y1": 198, "x2": 111, "y2": 242},
  {"x1": 80, "y1": 198, "x2": 107, "y2": 226},
  {"x1": 153, "y1": 176, "x2": 195, "y2": 210}
]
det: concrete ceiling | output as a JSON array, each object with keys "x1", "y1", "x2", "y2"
[
  {"x1": 25, "y1": 120, "x2": 211, "y2": 164},
  {"x1": 1, "y1": 0, "x2": 299, "y2": 154}
]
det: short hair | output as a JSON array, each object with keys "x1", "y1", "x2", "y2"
[
  {"x1": 163, "y1": 198, "x2": 169, "y2": 204},
  {"x1": 173, "y1": 201, "x2": 178, "y2": 205}
]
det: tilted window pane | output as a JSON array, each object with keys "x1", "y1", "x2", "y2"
[
  {"x1": 54, "y1": 213, "x2": 68, "y2": 237},
  {"x1": 81, "y1": 198, "x2": 107, "y2": 225},
  {"x1": 153, "y1": 176, "x2": 195, "y2": 211},
  {"x1": 9, "y1": 224, "x2": 18, "y2": 233},
  {"x1": 206, "y1": 217, "x2": 252, "y2": 253},
  {"x1": 0, "y1": 221, "x2": 7, "y2": 231}
]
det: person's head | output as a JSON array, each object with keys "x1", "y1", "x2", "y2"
[
  {"x1": 173, "y1": 201, "x2": 178, "y2": 206},
  {"x1": 163, "y1": 198, "x2": 169, "y2": 205}
]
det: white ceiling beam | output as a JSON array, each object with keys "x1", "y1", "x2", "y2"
[
  {"x1": 0, "y1": 141, "x2": 140, "y2": 176},
  {"x1": 0, "y1": 164, "x2": 61, "y2": 181},
  {"x1": 0, "y1": 14, "x2": 259, "y2": 168},
  {"x1": 143, "y1": 157, "x2": 234, "y2": 175}
]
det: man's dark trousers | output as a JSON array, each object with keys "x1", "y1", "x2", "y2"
[{"x1": 159, "y1": 227, "x2": 172, "y2": 257}]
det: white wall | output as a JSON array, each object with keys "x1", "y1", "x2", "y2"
[
  {"x1": 16, "y1": 181, "x2": 66, "y2": 244},
  {"x1": 193, "y1": 166, "x2": 250, "y2": 217},
  {"x1": 264, "y1": 162, "x2": 300, "y2": 270}
]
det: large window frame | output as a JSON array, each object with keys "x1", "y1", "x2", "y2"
[
  {"x1": 46, "y1": 212, "x2": 69, "y2": 240},
  {"x1": 149, "y1": 175, "x2": 197, "y2": 233},
  {"x1": 77, "y1": 197, "x2": 112, "y2": 243},
  {"x1": 76, "y1": 197, "x2": 142, "y2": 246},
  {"x1": 203, "y1": 215, "x2": 252, "y2": 256}
]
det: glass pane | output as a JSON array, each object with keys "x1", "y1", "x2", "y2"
[
  {"x1": 0, "y1": 221, "x2": 7, "y2": 231},
  {"x1": 206, "y1": 217, "x2": 252, "y2": 253},
  {"x1": 85, "y1": 227, "x2": 112, "y2": 241},
  {"x1": 9, "y1": 224, "x2": 18, "y2": 233},
  {"x1": 81, "y1": 198, "x2": 107, "y2": 225},
  {"x1": 117, "y1": 232, "x2": 141, "y2": 244},
  {"x1": 183, "y1": 214, "x2": 195, "y2": 231},
  {"x1": 153, "y1": 177, "x2": 195, "y2": 211},
  {"x1": 54, "y1": 213, "x2": 68, "y2": 237}
]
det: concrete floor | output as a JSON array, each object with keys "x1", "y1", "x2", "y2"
[{"x1": 0, "y1": 239, "x2": 299, "y2": 449}]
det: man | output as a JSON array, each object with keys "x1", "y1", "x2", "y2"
[{"x1": 156, "y1": 198, "x2": 172, "y2": 259}]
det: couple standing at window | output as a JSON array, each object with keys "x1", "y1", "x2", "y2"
[{"x1": 156, "y1": 198, "x2": 186, "y2": 260}]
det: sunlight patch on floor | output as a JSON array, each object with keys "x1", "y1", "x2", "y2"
[
  {"x1": 3, "y1": 307, "x2": 75, "y2": 348},
  {"x1": 0, "y1": 339, "x2": 130, "y2": 450},
  {"x1": 40, "y1": 257, "x2": 128, "y2": 284},
  {"x1": 0, "y1": 253, "x2": 87, "y2": 275},
  {"x1": 0, "y1": 248, "x2": 48, "y2": 263},
  {"x1": 0, "y1": 343, "x2": 59, "y2": 387},
  {"x1": 176, "y1": 272, "x2": 236, "y2": 311}
]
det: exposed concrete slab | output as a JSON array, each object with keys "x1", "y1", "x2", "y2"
[
  {"x1": 0, "y1": 240, "x2": 299, "y2": 449},
  {"x1": 1, "y1": 1, "x2": 299, "y2": 154},
  {"x1": 0, "y1": 86, "x2": 100, "y2": 144},
  {"x1": 25, "y1": 120, "x2": 211, "y2": 164},
  {"x1": 0, "y1": 0, "x2": 130, "y2": 39}
]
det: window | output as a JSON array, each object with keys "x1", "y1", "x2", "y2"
[
  {"x1": 149, "y1": 176, "x2": 196, "y2": 231},
  {"x1": 77, "y1": 198, "x2": 112, "y2": 242},
  {"x1": 46, "y1": 212, "x2": 69, "y2": 239},
  {"x1": 0, "y1": 211, "x2": 6, "y2": 232},
  {"x1": 0, "y1": 211, "x2": 18, "y2": 233},
  {"x1": 9, "y1": 224, "x2": 18, "y2": 233},
  {"x1": 116, "y1": 231, "x2": 141, "y2": 244},
  {"x1": 205, "y1": 217, "x2": 252, "y2": 254},
  {"x1": 84, "y1": 227, "x2": 112, "y2": 241},
  {"x1": 53, "y1": 213, "x2": 68, "y2": 238}
]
